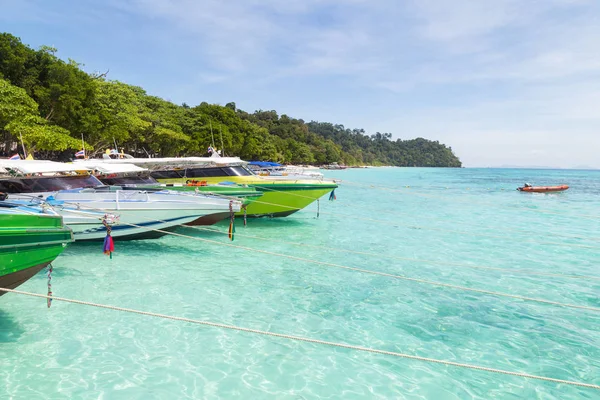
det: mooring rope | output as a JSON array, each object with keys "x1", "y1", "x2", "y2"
[
  {"x1": 55, "y1": 205, "x2": 599, "y2": 314},
  {"x1": 194, "y1": 188, "x2": 600, "y2": 251},
  {"x1": 200, "y1": 182, "x2": 600, "y2": 248},
  {"x1": 54, "y1": 197, "x2": 600, "y2": 282},
  {"x1": 310, "y1": 195, "x2": 600, "y2": 246},
  {"x1": 1, "y1": 288, "x2": 597, "y2": 390},
  {"x1": 294, "y1": 208, "x2": 599, "y2": 250},
  {"x1": 188, "y1": 225, "x2": 600, "y2": 282},
  {"x1": 32, "y1": 182, "x2": 598, "y2": 251},
  {"x1": 47, "y1": 198, "x2": 600, "y2": 289}
]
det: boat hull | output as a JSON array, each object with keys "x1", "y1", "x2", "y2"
[
  {"x1": 518, "y1": 185, "x2": 569, "y2": 193},
  {"x1": 58, "y1": 208, "x2": 204, "y2": 241},
  {"x1": 49, "y1": 190, "x2": 241, "y2": 241},
  {"x1": 0, "y1": 213, "x2": 72, "y2": 295},
  {"x1": 185, "y1": 211, "x2": 231, "y2": 226},
  {"x1": 243, "y1": 185, "x2": 336, "y2": 217},
  {"x1": 156, "y1": 177, "x2": 338, "y2": 218},
  {"x1": 0, "y1": 260, "x2": 52, "y2": 295}
]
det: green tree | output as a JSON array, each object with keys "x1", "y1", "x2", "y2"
[
  {"x1": 0, "y1": 32, "x2": 462, "y2": 167},
  {"x1": 0, "y1": 78, "x2": 88, "y2": 152},
  {"x1": 90, "y1": 80, "x2": 151, "y2": 153}
]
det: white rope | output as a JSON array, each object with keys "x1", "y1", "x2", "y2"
[
  {"x1": 43, "y1": 186, "x2": 599, "y2": 251},
  {"x1": 1, "y1": 288, "x2": 598, "y2": 391},
  {"x1": 114, "y1": 221, "x2": 600, "y2": 313},
  {"x1": 199, "y1": 183, "x2": 600, "y2": 246},
  {"x1": 57, "y1": 198, "x2": 600, "y2": 283},
  {"x1": 191, "y1": 188, "x2": 600, "y2": 251},
  {"x1": 313, "y1": 187, "x2": 600, "y2": 245},
  {"x1": 49, "y1": 203, "x2": 600, "y2": 312},
  {"x1": 199, "y1": 183, "x2": 600, "y2": 249},
  {"x1": 189, "y1": 225, "x2": 600, "y2": 282},
  {"x1": 295, "y1": 208, "x2": 599, "y2": 250}
]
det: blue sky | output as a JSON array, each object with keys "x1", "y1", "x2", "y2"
[{"x1": 2, "y1": 0, "x2": 600, "y2": 167}]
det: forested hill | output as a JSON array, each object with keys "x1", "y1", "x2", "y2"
[{"x1": 0, "y1": 33, "x2": 462, "y2": 167}]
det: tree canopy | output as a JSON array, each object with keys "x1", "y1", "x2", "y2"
[{"x1": 0, "y1": 33, "x2": 461, "y2": 167}]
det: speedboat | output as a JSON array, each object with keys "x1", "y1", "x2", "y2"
[
  {"x1": 0, "y1": 199, "x2": 73, "y2": 294},
  {"x1": 75, "y1": 160, "x2": 263, "y2": 210},
  {"x1": 248, "y1": 161, "x2": 324, "y2": 179},
  {"x1": 517, "y1": 184, "x2": 569, "y2": 193},
  {"x1": 321, "y1": 162, "x2": 348, "y2": 170},
  {"x1": 0, "y1": 160, "x2": 242, "y2": 240},
  {"x1": 46, "y1": 186, "x2": 241, "y2": 241},
  {"x1": 75, "y1": 155, "x2": 339, "y2": 218}
]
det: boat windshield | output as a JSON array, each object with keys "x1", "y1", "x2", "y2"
[
  {"x1": 150, "y1": 166, "x2": 254, "y2": 179},
  {"x1": 0, "y1": 175, "x2": 102, "y2": 193},
  {"x1": 100, "y1": 175, "x2": 159, "y2": 186}
]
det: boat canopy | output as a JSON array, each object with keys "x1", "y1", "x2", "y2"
[
  {"x1": 0, "y1": 160, "x2": 91, "y2": 176},
  {"x1": 248, "y1": 161, "x2": 282, "y2": 168},
  {"x1": 73, "y1": 161, "x2": 148, "y2": 175},
  {"x1": 74, "y1": 156, "x2": 247, "y2": 171}
]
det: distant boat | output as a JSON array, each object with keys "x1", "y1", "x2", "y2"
[
  {"x1": 247, "y1": 161, "x2": 324, "y2": 179},
  {"x1": 321, "y1": 162, "x2": 347, "y2": 170},
  {"x1": 517, "y1": 184, "x2": 569, "y2": 193}
]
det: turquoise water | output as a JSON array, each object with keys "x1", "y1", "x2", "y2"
[{"x1": 1, "y1": 168, "x2": 599, "y2": 399}]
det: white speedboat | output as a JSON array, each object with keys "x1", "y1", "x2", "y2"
[
  {"x1": 46, "y1": 187, "x2": 241, "y2": 241},
  {"x1": 247, "y1": 161, "x2": 324, "y2": 179},
  {"x1": 0, "y1": 160, "x2": 242, "y2": 241}
]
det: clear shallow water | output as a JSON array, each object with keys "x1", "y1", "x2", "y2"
[{"x1": 1, "y1": 168, "x2": 599, "y2": 399}]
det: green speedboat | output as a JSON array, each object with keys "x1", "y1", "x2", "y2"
[
  {"x1": 151, "y1": 181, "x2": 263, "y2": 207},
  {"x1": 0, "y1": 200, "x2": 73, "y2": 295}
]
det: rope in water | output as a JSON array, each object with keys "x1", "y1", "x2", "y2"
[
  {"x1": 251, "y1": 178, "x2": 599, "y2": 224},
  {"x1": 206, "y1": 184, "x2": 600, "y2": 249},
  {"x1": 233, "y1": 180, "x2": 600, "y2": 248},
  {"x1": 309, "y1": 193, "x2": 600, "y2": 245},
  {"x1": 295, "y1": 208, "x2": 599, "y2": 250},
  {"x1": 1, "y1": 287, "x2": 597, "y2": 391},
  {"x1": 53, "y1": 182, "x2": 594, "y2": 251},
  {"x1": 200, "y1": 189, "x2": 600, "y2": 251},
  {"x1": 56, "y1": 205, "x2": 598, "y2": 313},
  {"x1": 49, "y1": 198, "x2": 600, "y2": 289},
  {"x1": 52, "y1": 196, "x2": 600, "y2": 282},
  {"x1": 188, "y1": 225, "x2": 600, "y2": 282}
]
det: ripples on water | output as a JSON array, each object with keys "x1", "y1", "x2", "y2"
[{"x1": 1, "y1": 168, "x2": 599, "y2": 399}]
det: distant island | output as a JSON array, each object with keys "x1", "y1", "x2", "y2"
[{"x1": 0, "y1": 33, "x2": 461, "y2": 167}]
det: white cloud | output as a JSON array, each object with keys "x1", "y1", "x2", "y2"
[{"x1": 5, "y1": 0, "x2": 600, "y2": 166}]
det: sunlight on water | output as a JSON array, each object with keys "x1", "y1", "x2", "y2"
[{"x1": 1, "y1": 168, "x2": 599, "y2": 399}]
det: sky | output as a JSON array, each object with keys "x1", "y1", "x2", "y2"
[{"x1": 1, "y1": 0, "x2": 600, "y2": 168}]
